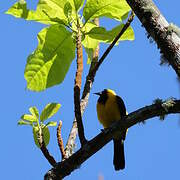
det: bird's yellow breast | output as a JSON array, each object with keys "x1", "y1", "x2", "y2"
[{"x1": 97, "y1": 96, "x2": 121, "y2": 128}]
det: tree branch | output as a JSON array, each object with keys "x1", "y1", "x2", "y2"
[
  {"x1": 64, "y1": 13, "x2": 134, "y2": 157},
  {"x1": 125, "y1": 0, "x2": 180, "y2": 77},
  {"x1": 45, "y1": 99, "x2": 180, "y2": 179},
  {"x1": 90, "y1": 11, "x2": 135, "y2": 76},
  {"x1": 37, "y1": 128, "x2": 57, "y2": 167},
  {"x1": 57, "y1": 121, "x2": 66, "y2": 160},
  {"x1": 74, "y1": 22, "x2": 87, "y2": 146},
  {"x1": 65, "y1": 18, "x2": 99, "y2": 157}
]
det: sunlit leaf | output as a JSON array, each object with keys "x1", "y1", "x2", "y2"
[
  {"x1": 21, "y1": 114, "x2": 37, "y2": 122},
  {"x1": 82, "y1": 22, "x2": 99, "y2": 64},
  {"x1": 5, "y1": 0, "x2": 70, "y2": 25},
  {"x1": 40, "y1": 103, "x2": 61, "y2": 122},
  {"x1": 83, "y1": 0, "x2": 130, "y2": 23},
  {"x1": 86, "y1": 24, "x2": 134, "y2": 43},
  {"x1": 46, "y1": 121, "x2": 57, "y2": 127},
  {"x1": 73, "y1": 0, "x2": 85, "y2": 12},
  {"x1": 18, "y1": 120, "x2": 32, "y2": 126},
  {"x1": 24, "y1": 25, "x2": 75, "y2": 91},
  {"x1": 29, "y1": 106, "x2": 39, "y2": 119},
  {"x1": 33, "y1": 125, "x2": 50, "y2": 148}
]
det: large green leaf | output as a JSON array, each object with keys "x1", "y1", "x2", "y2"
[
  {"x1": 33, "y1": 125, "x2": 50, "y2": 148},
  {"x1": 86, "y1": 24, "x2": 134, "y2": 43},
  {"x1": 40, "y1": 103, "x2": 61, "y2": 122},
  {"x1": 5, "y1": 0, "x2": 70, "y2": 25},
  {"x1": 24, "y1": 25, "x2": 75, "y2": 91},
  {"x1": 83, "y1": 0, "x2": 130, "y2": 23}
]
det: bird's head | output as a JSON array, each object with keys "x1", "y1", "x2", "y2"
[{"x1": 94, "y1": 89, "x2": 116, "y2": 104}]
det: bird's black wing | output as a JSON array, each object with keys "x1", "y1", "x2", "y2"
[
  {"x1": 115, "y1": 95, "x2": 127, "y2": 140},
  {"x1": 116, "y1": 95, "x2": 126, "y2": 117}
]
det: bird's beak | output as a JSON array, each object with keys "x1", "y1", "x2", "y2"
[{"x1": 94, "y1": 92, "x2": 101, "y2": 96}]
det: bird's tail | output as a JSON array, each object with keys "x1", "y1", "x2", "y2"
[{"x1": 113, "y1": 139, "x2": 125, "y2": 170}]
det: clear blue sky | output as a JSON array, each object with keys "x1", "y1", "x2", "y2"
[{"x1": 1, "y1": 0, "x2": 180, "y2": 180}]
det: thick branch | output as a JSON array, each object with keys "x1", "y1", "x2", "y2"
[
  {"x1": 74, "y1": 23, "x2": 87, "y2": 146},
  {"x1": 45, "y1": 99, "x2": 180, "y2": 179},
  {"x1": 65, "y1": 19, "x2": 99, "y2": 157},
  {"x1": 125, "y1": 0, "x2": 180, "y2": 77}
]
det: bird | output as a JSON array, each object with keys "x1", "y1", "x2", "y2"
[{"x1": 94, "y1": 89, "x2": 127, "y2": 170}]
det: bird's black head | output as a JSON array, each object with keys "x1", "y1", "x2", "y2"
[{"x1": 94, "y1": 89, "x2": 108, "y2": 104}]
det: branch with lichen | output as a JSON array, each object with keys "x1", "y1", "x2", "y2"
[
  {"x1": 44, "y1": 98, "x2": 180, "y2": 179},
  {"x1": 125, "y1": 0, "x2": 180, "y2": 78}
]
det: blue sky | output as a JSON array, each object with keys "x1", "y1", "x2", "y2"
[{"x1": 1, "y1": 0, "x2": 180, "y2": 180}]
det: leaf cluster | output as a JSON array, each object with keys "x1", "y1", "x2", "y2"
[
  {"x1": 6, "y1": 0, "x2": 134, "y2": 91},
  {"x1": 18, "y1": 103, "x2": 61, "y2": 147}
]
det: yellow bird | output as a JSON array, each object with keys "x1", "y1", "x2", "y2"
[{"x1": 94, "y1": 89, "x2": 127, "y2": 170}]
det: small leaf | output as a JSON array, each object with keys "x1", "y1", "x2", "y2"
[
  {"x1": 84, "y1": 48, "x2": 93, "y2": 64},
  {"x1": 24, "y1": 25, "x2": 75, "y2": 91},
  {"x1": 64, "y1": 2, "x2": 72, "y2": 18},
  {"x1": 86, "y1": 24, "x2": 134, "y2": 43},
  {"x1": 18, "y1": 120, "x2": 32, "y2": 126},
  {"x1": 33, "y1": 125, "x2": 50, "y2": 148},
  {"x1": 29, "y1": 106, "x2": 39, "y2": 119},
  {"x1": 73, "y1": 0, "x2": 85, "y2": 12},
  {"x1": 40, "y1": 103, "x2": 61, "y2": 122},
  {"x1": 46, "y1": 121, "x2": 57, "y2": 127},
  {"x1": 21, "y1": 114, "x2": 37, "y2": 122},
  {"x1": 83, "y1": 0, "x2": 130, "y2": 23}
]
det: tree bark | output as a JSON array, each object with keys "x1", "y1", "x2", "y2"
[{"x1": 126, "y1": 0, "x2": 180, "y2": 77}]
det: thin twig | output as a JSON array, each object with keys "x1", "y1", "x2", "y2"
[
  {"x1": 65, "y1": 18, "x2": 99, "y2": 157},
  {"x1": 38, "y1": 128, "x2": 57, "y2": 167},
  {"x1": 74, "y1": 20, "x2": 87, "y2": 146},
  {"x1": 90, "y1": 11, "x2": 135, "y2": 77},
  {"x1": 45, "y1": 99, "x2": 180, "y2": 179},
  {"x1": 57, "y1": 121, "x2": 66, "y2": 160}
]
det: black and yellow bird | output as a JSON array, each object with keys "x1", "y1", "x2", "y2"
[{"x1": 94, "y1": 89, "x2": 127, "y2": 170}]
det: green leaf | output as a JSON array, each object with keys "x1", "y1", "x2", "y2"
[
  {"x1": 24, "y1": 24, "x2": 75, "y2": 91},
  {"x1": 18, "y1": 120, "x2": 32, "y2": 126},
  {"x1": 21, "y1": 114, "x2": 37, "y2": 122},
  {"x1": 46, "y1": 121, "x2": 57, "y2": 127},
  {"x1": 5, "y1": 0, "x2": 70, "y2": 25},
  {"x1": 64, "y1": 2, "x2": 73, "y2": 18},
  {"x1": 83, "y1": 0, "x2": 130, "y2": 23},
  {"x1": 40, "y1": 103, "x2": 61, "y2": 122},
  {"x1": 86, "y1": 24, "x2": 134, "y2": 43},
  {"x1": 29, "y1": 106, "x2": 39, "y2": 119},
  {"x1": 85, "y1": 48, "x2": 93, "y2": 64},
  {"x1": 73, "y1": 0, "x2": 85, "y2": 12},
  {"x1": 33, "y1": 125, "x2": 50, "y2": 148},
  {"x1": 82, "y1": 22, "x2": 99, "y2": 64}
]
